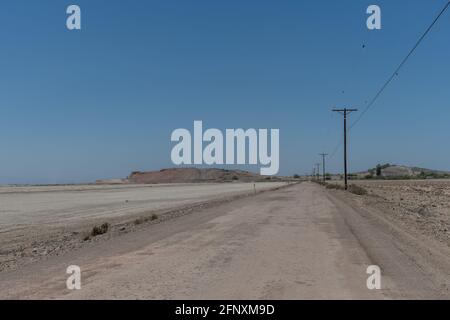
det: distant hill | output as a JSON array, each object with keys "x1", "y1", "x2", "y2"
[
  {"x1": 354, "y1": 164, "x2": 450, "y2": 180},
  {"x1": 126, "y1": 168, "x2": 278, "y2": 184}
]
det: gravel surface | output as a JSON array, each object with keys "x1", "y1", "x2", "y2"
[{"x1": 347, "y1": 180, "x2": 450, "y2": 247}]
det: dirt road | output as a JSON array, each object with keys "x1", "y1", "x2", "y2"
[{"x1": 0, "y1": 182, "x2": 449, "y2": 299}]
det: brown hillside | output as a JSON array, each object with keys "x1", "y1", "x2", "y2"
[{"x1": 128, "y1": 168, "x2": 272, "y2": 184}]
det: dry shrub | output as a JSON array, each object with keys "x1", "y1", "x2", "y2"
[
  {"x1": 348, "y1": 184, "x2": 368, "y2": 196},
  {"x1": 91, "y1": 223, "x2": 110, "y2": 237}
]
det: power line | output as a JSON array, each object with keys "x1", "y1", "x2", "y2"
[
  {"x1": 350, "y1": 0, "x2": 450, "y2": 130},
  {"x1": 328, "y1": 136, "x2": 343, "y2": 160},
  {"x1": 327, "y1": 1, "x2": 450, "y2": 160}
]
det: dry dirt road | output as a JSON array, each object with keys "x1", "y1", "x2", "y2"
[{"x1": 0, "y1": 182, "x2": 449, "y2": 299}]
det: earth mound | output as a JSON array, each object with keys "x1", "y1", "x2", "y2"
[{"x1": 127, "y1": 168, "x2": 273, "y2": 184}]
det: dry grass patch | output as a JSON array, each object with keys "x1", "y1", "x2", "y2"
[{"x1": 348, "y1": 184, "x2": 368, "y2": 196}]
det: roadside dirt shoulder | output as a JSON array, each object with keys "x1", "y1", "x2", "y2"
[{"x1": 325, "y1": 187, "x2": 450, "y2": 297}]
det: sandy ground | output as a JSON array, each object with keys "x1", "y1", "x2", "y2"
[
  {"x1": 0, "y1": 182, "x2": 449, "y2": 299},
  {"x1": 346, "y1": 179, "x2": 450, "y2": 247},
  {"x1": 0, "y1": 182, "x2": 288, "y2": 271}
]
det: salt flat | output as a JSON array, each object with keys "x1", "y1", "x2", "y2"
[{"x1": 0, "y1": 182, "x2": 287, "y2": 232}]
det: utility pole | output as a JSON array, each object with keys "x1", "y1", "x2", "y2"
[
  {"x1": 332, "y1": 108, "x2": 358, "y2": 190},
  {"x1": 319, "y1": 153, "x2": 328, "y2": 182}
]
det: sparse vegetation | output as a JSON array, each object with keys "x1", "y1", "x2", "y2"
[
  {"x1": 91, "y1": 223, "x2": 110, "y2": 237},
  {"x1": 325, "y1": 183, "x2": 344, "y2": 190},
  {"x1": 134, "y1": 214, "x2": 158, "y2": 225},
  {"x1": 417, "y1": 171, "x2": 450, "y2": 180},
  {"x1": 376, "y1": 164, "x2": 382, "y2": 177},
  {"x1": 348, "y1": 184, "x2": 368, "y2": 195},
  {"x1": 364, "y1": 163, "x2": 392, "y2": 178},
  {"x1": 320, "y1": 182, "x2": 367, "y2": 195}
]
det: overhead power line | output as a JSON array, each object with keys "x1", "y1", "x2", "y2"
[
  {"x1": 327, "y1": 1, "x2": 450, "y2": 161},
  {"x1": 350, "y1": 0, "x2": 450, "y2": 130}
]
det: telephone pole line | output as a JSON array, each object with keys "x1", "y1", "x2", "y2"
[
  {"x1": 332, "y1": 108, "x2": 358, "y2": 190},
  {"x1": 319, "y1": 153, "x2": 328, "y2": 182}
]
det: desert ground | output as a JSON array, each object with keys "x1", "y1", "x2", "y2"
[
  {"x1": 346, "y1": 179, "x2": 450, "y2": 247},
  {"x1": 0, "y1": 181, "x2": 449, "y2": 299},
  {"x1": 0, "y1": 182, "x2": 288, "y2": 272}
]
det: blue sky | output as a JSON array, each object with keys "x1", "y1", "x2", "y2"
[{"x1": 1, "y1": 0, "x2": 449, "y2": 184}]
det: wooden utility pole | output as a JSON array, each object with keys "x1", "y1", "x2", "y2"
[
  {"x1": 319, "y1": 153, "x2": 328, "y2": 182},
  {"x1": 332, "y1": 108, "x2": 358, "y2": 190}
]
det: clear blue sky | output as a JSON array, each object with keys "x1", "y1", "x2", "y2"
[{"x1": 1, "y1": 0, "x2": 449, "y2": 184}]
